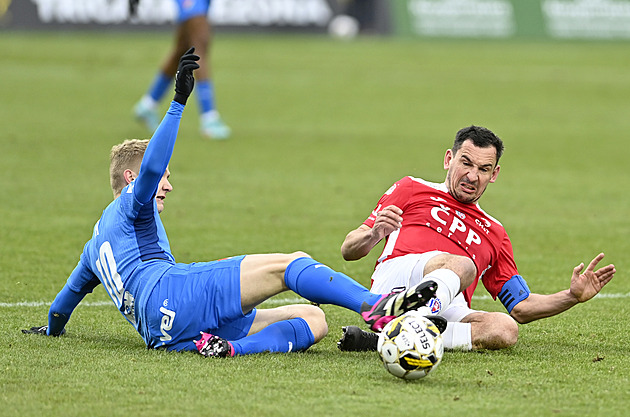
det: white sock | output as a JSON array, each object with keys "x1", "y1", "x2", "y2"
[
  {"x1": 422, "y1": 268, "x2": 461, "y2": 314},
  {"x1": 140, "y1": 95, "x2": 157, "y2": 110},
  {"x1": 441, "y1": 322, "x2": 472, "y2": 351},
  {"x1": 201, "y1": 110, "x2": 220, "y2": 123}
]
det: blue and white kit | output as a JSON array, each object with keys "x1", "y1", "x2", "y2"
[{"x1": 47, "y1": 101, "x2": 253, "y2": 351}]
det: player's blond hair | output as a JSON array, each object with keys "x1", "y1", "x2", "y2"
[{"x1": 109, "y1": 139, "x2": 149, "y2": 197}]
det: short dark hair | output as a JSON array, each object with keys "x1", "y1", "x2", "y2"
[{"x1": 452, "y1": 125, "x2": 504, "y2": 163}]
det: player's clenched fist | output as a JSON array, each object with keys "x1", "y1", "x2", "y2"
[
  {"x1": 372, "y1": 205, "x2": 403, "y2": 240},
  {"x1": 173, "y1": 47, "x2": 200, "y2": 105}
]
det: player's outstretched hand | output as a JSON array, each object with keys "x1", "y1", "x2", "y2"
[
  {"x1": 21, "y1": 325, "x2": 65, "y2": 336},
  {"x1": 570, "y1": 253, "x2": 615, "y2": 303},
  {"x1": 173, "y1": 47, "x2": 200, "y2": 105}
]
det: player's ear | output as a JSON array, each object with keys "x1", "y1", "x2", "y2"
[
  {"x1": 443, "y1": 149, "x2": 453, "y2": 170},
  {"x1": 490, "y1": 164, "x2": 501, "y2": 183},
  {"x1": 123, "y1": 169, "x2": 136, "y2": 185}
]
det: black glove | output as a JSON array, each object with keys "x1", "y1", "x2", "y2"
[
  {"x1": 173, "y1": 47, "x2": 200, "y2": 105},
  {"x1": 21, "y1": 325, "x2": 65, "y2": 336}
]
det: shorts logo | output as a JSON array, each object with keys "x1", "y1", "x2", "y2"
[
  {"x1": 428, "y1": 298, "x2": 442, "y2": 314},
  {"x1": 159, "y1": 305, "x2": 176, "y2": 342}
]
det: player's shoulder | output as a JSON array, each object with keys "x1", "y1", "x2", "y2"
[
  {"x1": 406, "y1": 176, "x2": 448, "y2": 193},
  {"x1": 475, "y1": 203, "x2": 505, "y2": 228}
]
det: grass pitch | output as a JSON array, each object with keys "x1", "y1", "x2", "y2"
[{"x1": 1, "y1": 32, "x2": 629, "y2": 417}]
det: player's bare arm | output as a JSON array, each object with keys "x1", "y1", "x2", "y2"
[
  {"x1": 341, "y1": 205, "x2": 403, "y2": 261},
  {"x1": 509, "y1": 253, "x2": 615, "y2": 324}
]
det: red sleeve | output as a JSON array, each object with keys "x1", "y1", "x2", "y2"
[
  {"x1": 363, "y1": 177, "x2": 412, "y2": 228},
  {"x1": 481, "y1": 232, "x2": 519, "y2": 299}
]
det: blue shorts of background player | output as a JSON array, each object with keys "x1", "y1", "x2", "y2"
[{"x1": 176, "y1": 0, "x2": 210, "y2": 23}]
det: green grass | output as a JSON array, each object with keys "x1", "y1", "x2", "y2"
[{"x1": 1, "y1": 31, "x2": 629, "y2": 416}]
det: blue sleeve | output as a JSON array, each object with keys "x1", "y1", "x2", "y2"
[
  {"x1": 47, "y1": 260, "x2": 100, "y2": 336},
  {"x1": 134, "y1": 101, "x2": 185, "y2": 205}
]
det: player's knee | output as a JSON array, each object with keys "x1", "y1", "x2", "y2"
[
  {"x1": 301, "y1": 304, "x2": 328, "y2": 342},
  {"x1": 268, "y1": 252, "x2": 311, "y2": 275},
  {"x1": 288, "y1": 251, "x2": 311, "y2": 261},
  {"x1": 456, "y1": 256, "x2": 477, "y2": 289},
  {"x1": 276, "y1": 252, "x2": 311, "y2": 275},
  {"x1": 489, "y1": 314, "x2": 519, "y2": 349},
  {"x1": 428, "y1": 254, "x2": 477, "y2": 289}
]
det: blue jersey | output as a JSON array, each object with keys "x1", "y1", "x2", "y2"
[{"x1": 48, "y1": 101, "x2": 184, "y2": 337}]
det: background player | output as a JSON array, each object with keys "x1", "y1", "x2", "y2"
[
  {"x1": 23, "y1": 48, "x2": 437, "y2": 357},
  {"x1": 133, "y1": 0, "x2": 231, "y2": 140},
  {"x1": 338, "y1": 125, "x2": 615, "y2": 351}
]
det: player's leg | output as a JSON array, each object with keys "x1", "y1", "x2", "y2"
[
  {"x1": 239, "y1": 253, "x2": 436, "y2": 331},
  {"x1": 438, "y1": 295, "x2": 518, "y2": 350},
  {"x1": 192, "y1": 301, "x2": 323, "y2": 357},
  {"x1": 133, "y1": 21, "x2": 186, "y2": 131},
  {"x1": 416, "y1": 252, "x2": 476, "y2": 314},
  {"x1": 196, "y1": 304, "x2": 328, "y2": 357},
  {"x1": 339, "y1": 253, "x2": 454, "y2": 352},
  {"x1": 194, "y1": 253, "x2": 435, "y2": 357},
  {"x1": 246, "y1": 304, "x2": 328, "y2": 341},
  {"x1": 176, "y1": 4, "x2": 231, "y2": 139},
  {"x1": 461, "y1": 312, "x2": 518, "y2": 350}
]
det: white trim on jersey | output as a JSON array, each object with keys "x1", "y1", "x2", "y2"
[{"x1": 377, "y1": 228, "x2": 400, "y2": 264}]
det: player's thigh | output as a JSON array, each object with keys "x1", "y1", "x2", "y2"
[
  {"x1": 424, "y1": 253, "x2": 477, "y2": 289},
  {"x1": 239, "y1": 252, "x2": 310, "y2": 312},
  {"x1": 371, "y1": 252, "x2": 443, "y2": 293},
  {"x1": 249, "y1": 304, "x2": 328, "y2": 342}
]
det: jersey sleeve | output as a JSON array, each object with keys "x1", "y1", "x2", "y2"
[
  {"x1": 47, "y1": 258, "x2": 101, "y2": 336},
  {"x1": 481, "y1": 232, "x2": 519, "y2": 299},
  {"x1": 133, "y1": 101, "x2": 184, "y2": 205},
  {"x1": 363, "y1": 177, "x2": 412, "y2": 228}
]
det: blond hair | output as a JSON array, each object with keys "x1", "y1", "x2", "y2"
[{"x1": 109, "y1": 139, "x2": 149, "y2": 196}]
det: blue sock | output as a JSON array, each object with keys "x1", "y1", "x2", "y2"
[
  {"x1": 231, "y1": 318, "x2": 314, "y2": 355},
  {"x1": 195, "y1": 79, "x2": 215, "y2": 114},
  {"x1": 148, "y1": 72, "x2": 173, "y2": 102},
  {"x1": 284, "y1": 257, "x2": 382, "y2": 313}
]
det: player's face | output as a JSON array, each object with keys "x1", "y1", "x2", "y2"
[
  {"x1": 155, "y1": 168, "x2": 173, "y2": 213},
  {"x1": 444, "y1": 140, "x2": 500, "y2": 204}
]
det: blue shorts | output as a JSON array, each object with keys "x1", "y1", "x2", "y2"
[
  {"x1": 175, "y1": 0, "x2": 211, "y2": 23},
  {"x1": 142, "y1": 255, "x2": 256, "y2": 351}
]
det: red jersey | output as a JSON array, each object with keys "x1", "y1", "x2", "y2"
[{"x1": 363, "y1": 176, "x2": 518, "y2": 306}]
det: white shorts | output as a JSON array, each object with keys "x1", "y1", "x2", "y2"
[{"x1": 370, "y1": 252, "x2": 481, "y2": 323}]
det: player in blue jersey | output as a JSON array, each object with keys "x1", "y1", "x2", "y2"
[
  {"x1": 23, "y1": 48, "x2": 439, "y2": 357},
  {"x1": 133, "y1": 0, "x2": 231, "y2": 140}
]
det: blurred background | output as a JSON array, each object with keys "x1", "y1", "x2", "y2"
[{"x1": 3, "y1": 0, "x2": 630, "y2": 41}]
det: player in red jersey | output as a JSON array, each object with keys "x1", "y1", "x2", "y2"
[{"x1": 338, "y1": 125, "x2": 615, "y2": 351}]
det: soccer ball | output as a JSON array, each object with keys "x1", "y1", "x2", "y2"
[{"x1": 377, "y1": 310, "x2": 444, "y2": 380}]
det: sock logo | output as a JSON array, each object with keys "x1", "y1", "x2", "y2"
[
  {"x1": 428, "y1": 298, "x2": 441, "y2": 314},
  {"x1": 287, "y1": 341, "x2": 293, "y2": 352}
]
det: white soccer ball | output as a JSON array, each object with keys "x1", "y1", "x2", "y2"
[
  {"x1": 327, "y1": 15, "x2": 359, "y2": 40},
  {"x1": 377, "y1": 310, "x2": 444, "y2": 380}
]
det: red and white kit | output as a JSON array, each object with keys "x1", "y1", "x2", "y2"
[{"x1": 363, "y1": 176, "x2": 519, "y2": 306}]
